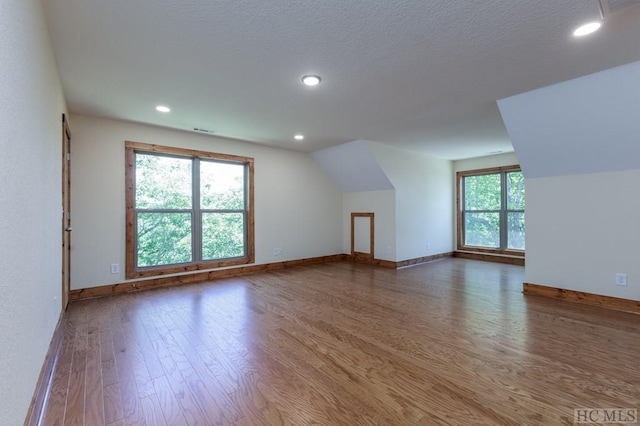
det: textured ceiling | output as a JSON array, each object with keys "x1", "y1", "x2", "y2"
[{"x1": 43, "y1": 0, "x2": 640, "y2": 159}]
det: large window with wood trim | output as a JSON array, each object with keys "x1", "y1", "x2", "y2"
[
  {"x1": 125, "y1": 141, "x2": 254, "y2": 278},
  {"x1": 457, "y1": 166, "x2": 524, "y2": 254}
]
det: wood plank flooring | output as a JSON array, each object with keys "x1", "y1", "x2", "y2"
[{"x1": 41, "y1": 259, "x2": 640, "y2": 425}]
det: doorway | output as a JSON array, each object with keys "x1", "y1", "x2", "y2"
[{"x1": 351, "y1": 212, "x2": 374, "y2": 261}]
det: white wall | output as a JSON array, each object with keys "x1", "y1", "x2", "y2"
[
  {"x1": 312, "y1": 140, "x2": 394, "y2": 192},
  {"x1": 343, "y1": 191, "x2": 396, "y2": 260},
  {"x1": 498, "y1": 61, "x2": 640, "y2": 301},
  {"x1": 498, "y1": 60, "x2": 640, "y2": 179},
  {"x1": 369, "y1": 143, "x2": 453, "y2": 260},
  {"x1": 453, "y1": 152, "x2": 519, "y2": 173},
  {"x1": 527, "y1": 170, "x2": 640, "y2": 300},
  {"x1": 70, "y1": 115, "x2": 342, "y2": 289},
  {"x1": 0, "y1": 0, "x2": 67, "y2": 424}
]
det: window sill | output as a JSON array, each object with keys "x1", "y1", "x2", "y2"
[
  {"x1": 454, "y1": 250, "x2": 525, "y2": 266},
  {"x1": 126, "y1": 256, "x2": 253, "y2": 279},
  {"x1": 457, "y1": 246, "x2": 524, "y2": 257}
]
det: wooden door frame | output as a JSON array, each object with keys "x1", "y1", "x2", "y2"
[
  {"x1": 61, "y1": 114, "x2": 71, "y2": 310},
  {"x1": 350, "y1": 212, "x2": 374, "y2": 260}
]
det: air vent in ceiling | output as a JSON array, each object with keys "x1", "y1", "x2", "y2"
[
  {"x1": 193, "y1": 127, "x2": 214, "y2": 134},
  {"x1": 600, "y1": 0, "x2": 640, "y2": 14}
]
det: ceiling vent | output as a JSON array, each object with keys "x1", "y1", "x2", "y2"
[
  {"x1": 192, "y1": 127, "x2": 214, "y2": 134},
  {"x1": 600, "y1": 0, "x2": 640, "y2": 14}
]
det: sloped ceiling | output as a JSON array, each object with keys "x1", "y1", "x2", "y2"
[
  {"x1": 311, "y1": 141, "x2": 394, "y2": 192},
  {"x1": 498, "y1": 60, "x2": 640, "y2": 179}
]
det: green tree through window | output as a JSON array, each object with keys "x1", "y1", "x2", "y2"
[
  {"x1": 135, "y1": 154, "x2": 193, "y2": 267},
  {"x1": 125, "y1": 142, "x2": 254, "y2": 278}
]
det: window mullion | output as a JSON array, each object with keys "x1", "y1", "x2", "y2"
[
  {"x1": 192, "y1": 157, "x2": 201, "y2": 262},
  {"x1": 243, "y1": 164, "x2": 249, "y2": 255},
  {"x1": 461, "y1": 176, "x2": 466, "y2": 246},
  {"x1": 462, "y1": 209, "x2": 500, "y2": 214},
  {"x1": 500, "y1": 172, "x2": 507, "y2": 250}
]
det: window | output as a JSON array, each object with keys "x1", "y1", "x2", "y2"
[
  {"x1": 125, "y1": 141, "x2": 254, "y2": 278},
  {"x1": 457, "y1": 165, "x2": 524, "y2": 254}
]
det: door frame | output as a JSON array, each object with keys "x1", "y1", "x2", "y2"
[
  {"x1": 350, "y1": 212, "x2": 374, "y2": 260},
  {"x1": 61, "y1": 114, "x2": 71, "y2": 310}
]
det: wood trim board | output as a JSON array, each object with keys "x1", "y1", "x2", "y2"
[
  {"x1": 71, "y1": 255, "x2": 345, "y2": 300},
  {"x1": 61, "y1": 114, "x2": 72, "y2": 311},
  {"x1": 344, "y1": 255, "x2": 396, "y2": 269},
  {"x1": 24, "y1": 312, "x2": 66, "y2": 426},
  {"x1": 350, "y1": 212, "x2": 374, "y2": 260},
  {"x1": 70, "y1": 252, "x2": 457, "y2": 301},
  {"x1": 523, "y1": 282, "x2": 640, "y2": 314},
  {"x1": 454, "y1": 251, "x2": 525, "y2": 266},
  {"x1": 396, "y1": 252, "x2": 454, "y2": 268},
  {"x1": 341, "y1": 252, "x2": 454, "y2": 269}
]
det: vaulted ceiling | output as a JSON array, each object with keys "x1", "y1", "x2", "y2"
[{"x1": 43, "y1": 0, "x2": 640, "y2": 159}]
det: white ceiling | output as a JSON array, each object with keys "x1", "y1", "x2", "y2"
[{"x1": 43, "y1": 0, "x2": 640, "y2": 159}]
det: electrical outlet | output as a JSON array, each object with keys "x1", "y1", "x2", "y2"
[
  {"x1": 426, "y1": 243, "x2": 431, "y2": 250},
  {"x1": 615, "y1": 273, "x2": 627, "y2": 286},
  {"x1": 273, "y1": 247, "x2": 283, "y2": 256},
  {"x1": 386, "y1": 246, "x2": 392, "y2": 254},
  {"x1": 110, "y1": 263, "x2": 119, "y2": 274}
]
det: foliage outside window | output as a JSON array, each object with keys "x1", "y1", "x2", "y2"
[
  {"x1": 125, "y1": 141, "x2": 254, "y2": 278},
  {"x1": 457, "y1": 166, "x2": 524, "y2": 254}
]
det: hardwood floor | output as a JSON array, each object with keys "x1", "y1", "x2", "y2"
[{"x1": 41, "y1": 259, "x2": 640, "y2": 425}]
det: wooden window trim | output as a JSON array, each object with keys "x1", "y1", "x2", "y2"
[
  {"x1": 125, "y1": 141, "x2": 255, "y2": 279},
  {"x1": 456, "y1": 165, "x2": 524, "y2": 257}
]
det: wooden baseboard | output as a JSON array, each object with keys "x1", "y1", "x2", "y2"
[
  {"x1": 523, "y1": 283, "x2": 640, "y2": 314},
  {"x1": 70, "y1": 254, "x2": 345, "y2": 301},
  {"x1": 343, "y1": 255, "x2": 396, "y2": 269},
  {"x1": 344, "y1": 252, "x2": 454, "y2": 269},
  {"x1": 24, "y1": 311, "x2": 66, "y2": 426},
  {"x1": 395, "y1": 252, "x2": 454, "y2": 268},
  {"x1": 71, "y1": 251, "x2": 458, "y2": 302},
  {"x1": 454, "y1": 251, "x2": 525, "y2": 266}
]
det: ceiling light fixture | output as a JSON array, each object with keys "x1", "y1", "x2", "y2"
[
  {"x1": 301, "y1": 75, "x2": 321, "y2": 86},
  {"x1": 156, "y1": 105, "x2": 171, "y2": 113},
  {"x1": 573, "y1": 21, "x2": 602, "y2": 37},
  {"x1": 294, "y1": 134, "x2": 305, "y2": 141}
]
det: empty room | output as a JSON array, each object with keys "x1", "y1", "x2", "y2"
[{"x1": 2, "y1": 0, "x2": 640, "y2": 425}]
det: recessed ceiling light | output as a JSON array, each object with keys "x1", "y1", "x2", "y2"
[
  {"x1": 294, "y1": 134, "x2": 305, "y2": 141},
  {"x1": 156, "y1": 105, "x2": 171, "y2": 113},
  {"x1": 301, "y1": 75, "x2": 321, "y2": 86},
  {"x1": 573, "y1": 22, "x2": 601, "y2": 37}
]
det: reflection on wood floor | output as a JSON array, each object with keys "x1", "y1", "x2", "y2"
[{"x1": 42, "y1": 259, "x2": 640, "y2": 425}]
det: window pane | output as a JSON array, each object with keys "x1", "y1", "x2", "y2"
[
  {"x1": 507, "y1": 171, "x2": 525, "y2": 210},
  {"x1": 136, "y1": 154, "x2": 192, "y2": 209},
  {"x1": 507, "y1": 212, "x2": 525, "y2": 250},
  {"x1": 202, "y1": 212, "x2": 245, "y2": 260},
  {"x1": 464, "y1": 212, "x2": 500, "y2": 248},
  {"x1": 200, "y1": 161, "x2": 245, "y2": 210},
  {"x1": 464, "y1": 174, "x2": 501, "y2": 210},
  {"x1": 137, "y1": 213, "x2": 192, "y2": 267}
]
